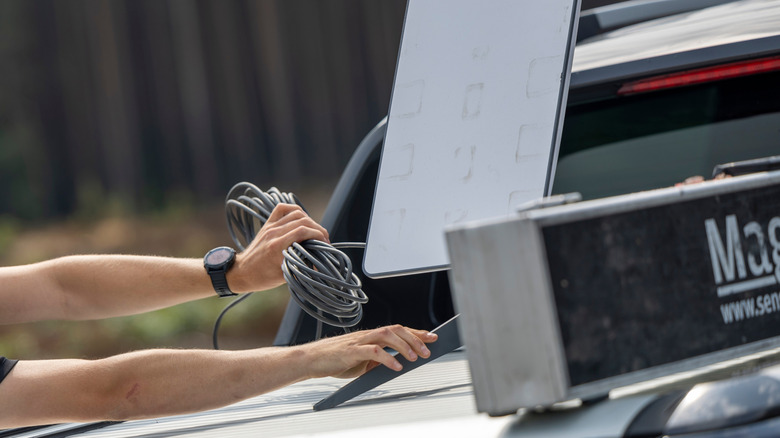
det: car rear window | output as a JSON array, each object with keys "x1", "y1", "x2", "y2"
[{"x1": 553, "y1": 69, "x2": 780, "y2": 199}]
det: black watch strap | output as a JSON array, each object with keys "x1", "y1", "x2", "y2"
[{"x1": 208, "y1": 270, "x2": 236, "y2": 297}]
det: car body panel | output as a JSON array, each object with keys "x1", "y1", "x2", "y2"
[{"x1": 573, "y1": 0, "x2": 780, "y2": 74}]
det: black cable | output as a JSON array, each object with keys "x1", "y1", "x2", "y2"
[
  {"x1": 212, "y1": 182, "x2": 367, "y2": 349},
  {"x1": 212, "y1": 293, "x2": 253, "y2": 350}
]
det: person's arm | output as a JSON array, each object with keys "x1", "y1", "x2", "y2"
[
  {"x1": 0, "y1": 325, "x2": 437, "y2": 428},
  {"x1": 0, "y1": 204, "x2": 328, "y2": 324}
]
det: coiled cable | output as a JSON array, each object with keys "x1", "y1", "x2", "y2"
[{"x1": 213, "y1": 182, "x2": 367, "y2": 348}]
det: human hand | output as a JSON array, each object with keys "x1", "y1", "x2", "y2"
[
  {"x1": 675, "y1": 173, "x2": 732, "y2": 187},
  {"x1": 675, "y1": 175, "x2": 706, "y2": 186},
  {"x1": 227, "y1": 204, "x2": 329, "y2": 293},
  {"x1": 300, "y1": 325, "x2": 439, "y2": 379}
]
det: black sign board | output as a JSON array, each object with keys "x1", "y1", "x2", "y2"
[{"x1": 544, "y1": 184, "x2": 780, "y2": 386}]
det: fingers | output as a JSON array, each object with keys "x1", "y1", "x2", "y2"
[
  {"x1": 244, "y1": 204, "x2": 329, "y2": 252},
  {"x1": 362, "y1": 325, "x2": 438, "y2": 365},
  {"x1": 358, "y1": 344, "x2": 404, "y2": 372},
  {"x1": 267, "y1": 221, "x2": 329, "y2": 255},
  {"x1": 675, "y1": 175, "x2": 705, "y2": 187},
  {"x1": 266, "y1": 202, "x2": 300, "y2": 222},
  {"x1": 266, "y1": 204, "x2": 330, "y2": 243},
  {"x1": 304, "y1": 325, "x2": 439, "y2": 379}
]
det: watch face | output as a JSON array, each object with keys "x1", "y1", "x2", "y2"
[{"x1": 205, "y1": 247, "x2": 234, "y2": 266}]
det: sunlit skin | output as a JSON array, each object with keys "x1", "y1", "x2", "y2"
[{"x1": 0, "y1": 204, "x2": 437, "y2": 428}]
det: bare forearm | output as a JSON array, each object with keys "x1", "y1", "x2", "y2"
[
  {"x1": 50, "y1": 255, "x2": 214, "y2": 321},
  {"x1": 101, "y1": 348, "x2": 310, "y2": 420},
  {"x1": 0, "y1": 255, "x2": 218, "y2": 323},
  {"x1": 1, "y1": 347, "x2": 310, "y2": 427},
  {"x1": 6, "y1": 251, "x2": 290, "y2": 322}
]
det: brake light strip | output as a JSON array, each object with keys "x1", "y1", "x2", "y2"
[{"x1": 618, "y1": 56, "x2": 780, "y2": 96}]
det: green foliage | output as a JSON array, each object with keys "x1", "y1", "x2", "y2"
[{"x1": 0, "y1": 215, "x2": 19, "y2": 258}]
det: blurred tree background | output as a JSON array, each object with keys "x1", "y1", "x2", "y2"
[{"x1": 0, "y1": 0, "x2": 406, "y2": 360}]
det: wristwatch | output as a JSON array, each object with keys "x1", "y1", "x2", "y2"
[{"x1": 204, "y1": 246, "x2": 237, "y2": 297}]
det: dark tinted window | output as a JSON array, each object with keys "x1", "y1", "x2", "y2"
[{"x1": 553, "y1": 70, "x2": 780, "y2": 199}]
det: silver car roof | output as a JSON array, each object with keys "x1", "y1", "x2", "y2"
[{"x1": 571, "y1": 0, "x2": 780, "y2": 87}]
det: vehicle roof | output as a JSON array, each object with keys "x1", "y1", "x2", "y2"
[
  {"x1": 15, "y1": 352, "x2": 659, "y2": 438},
  {"x1": 571, "y1": 0, "x2": 780, "y2": 87},
  {"x1": 19, "y1": 348, "x2": 780, "y2": 437},
  {"x1": 34, "y1": 352, "x2": 501, "y2": 437}
]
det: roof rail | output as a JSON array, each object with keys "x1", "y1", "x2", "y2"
[{"x1": 578, "y1": 0, "x2": 739, "y2": 42}]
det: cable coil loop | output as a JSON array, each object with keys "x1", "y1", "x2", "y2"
[{"x1": 224, "y1": 182, "x2": 367, "y2": 329}]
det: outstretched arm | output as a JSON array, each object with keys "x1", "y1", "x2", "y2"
[
  {"x1": 0, "y1": 325, "x2": 437, "y2": 428},
  {"x1": 0, "y1": 204, "x2": 328, "y2": 324}
]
